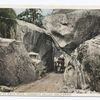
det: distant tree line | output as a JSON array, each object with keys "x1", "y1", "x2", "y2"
[
  {"x1": 17, "y1": 9, "x2": 43, "y2": 27},
  {"x1": 0, "y1": 8, "x2": 51, "y2": 39}
]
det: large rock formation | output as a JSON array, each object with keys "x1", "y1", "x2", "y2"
[
  {"x1": 42, "y1": 9, "x2": 100, "y2": 92},
  {"x1": 64, "y1": 35, "x2": 100, "y2": 92},
  {"x1": 16, "y1": 20, "x2": 54, "y2": 72},
  {"x1": 5, "y1": 9, "x2": 100, "y2": 92},
  {"x1": 0, "y1": 38, "x2": 36, "y2": 86},
  {"x1": 43, "y1": 10, "x2": 100, "y2": 54}
]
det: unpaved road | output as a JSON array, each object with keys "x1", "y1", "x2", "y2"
[{"x1": 14, "y1": 73, "x2": 64, "y2": 93}]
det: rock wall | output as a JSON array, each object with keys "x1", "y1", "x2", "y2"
[
  {"x1": 16, "y1": 20, "x2": 54, "y2": 72},
  {"x1": 42, "y1": 9, "x2": 100, "y2": 92},
  {"x1": 43, "y1": 10, "x2": 100, "y2": 54},
  {"x1": 64, "y1": 35, "x2": 100, "y2": 92},
  {"x1": 0, "y1": 38, "x2": 36, "y2": 86}
]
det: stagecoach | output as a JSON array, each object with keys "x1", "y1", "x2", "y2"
[{"x1": 54, "y1": 55, "x2": 65, "y2": 73}]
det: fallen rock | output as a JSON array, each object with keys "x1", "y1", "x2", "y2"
[
  {"x1": 0, "y1": 86, "x2": 13, "y2": 92},
  {"x1": 0, "y1": 38, "x2": 36, "y2": 86}
]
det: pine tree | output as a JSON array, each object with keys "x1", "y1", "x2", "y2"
[{"x1": 17, "y1": 9, "x2": 43, "y2": 27}]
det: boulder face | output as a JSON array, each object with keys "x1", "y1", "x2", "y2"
[
  {"x1": 23, "y1": 31, "x2": 54, "y2": 72},
  {"x1": 43, "y1": 10, "x2": 100, "y2": 54},
  {"x1": 16, "y1": 20, "x2": 54, "y2": 72},
  {"x1": 64, "y1": 35, "x2": 100, "y2": 92},
  {"x1": 0, "y1": 38, "x2": 36, "y2": 86},
  {"x1": 42, "y1": 9, "x2": 100, "y2": 92}
]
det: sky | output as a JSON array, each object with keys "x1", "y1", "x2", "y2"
[{"x1": 14, "y1": 8, "x2": 53, "y2": 16}]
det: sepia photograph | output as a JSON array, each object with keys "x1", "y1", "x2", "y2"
[{"x1": 0, "y1": 7, "x2": 100, "y2": 96}]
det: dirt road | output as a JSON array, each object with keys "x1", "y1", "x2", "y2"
[{"x1": 14, "y1": 73, "x2": 64, "y2": 93}]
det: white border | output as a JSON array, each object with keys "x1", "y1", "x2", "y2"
[
  {"x1": 0, "y1": 0, "x2": 100, "y2": 6},
  {"x1": 0, "y1": 0, "x2": 100, "y2": 99}
]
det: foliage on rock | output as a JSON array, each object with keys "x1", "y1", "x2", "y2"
[{"x1": 0, "y1": 8, "x2": 17, "y2": 38}]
